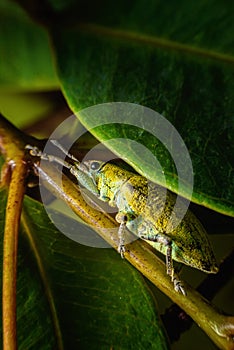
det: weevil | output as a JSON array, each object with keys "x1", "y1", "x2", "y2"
[{"x1": 26, "y1": 141, "x2": 218, "y2": 294}]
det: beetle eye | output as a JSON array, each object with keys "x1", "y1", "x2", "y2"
[{"x1": 90, "y1": 161, "x2": 101, "y2": 170}]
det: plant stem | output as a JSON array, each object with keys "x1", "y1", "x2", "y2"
[
  {"x1": 2, "y1": 161, "x2": 27, "y2": 350},
  {"x1": 0, "y1": 115, "x2": 30, "y2": 349}
]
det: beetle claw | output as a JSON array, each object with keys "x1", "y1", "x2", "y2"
[
  {"x1": 173, "y1": 276, "x2": 186, "y2": 295},
  {"x1": 118, "y1": 244, "x2": 126, "y2": 259}
]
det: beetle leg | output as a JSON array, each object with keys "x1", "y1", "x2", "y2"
[
  {"x1": 117, "y1": 222, "x2": 126, "y2": 258},
  {"x1": 115, "y1": 212, "x2": 128, "y2": 258},
  {"x1": 140, "y1": 232, "x2": 186, "y2": 294},
  {"x1": 167, "y1": 253, "x2": 186, "y2": 295},
  {"x1": 140, "y1": 233, "x2": 174, "y2": 275},
  {"x1": 166, "y1": 244, "x2": 173, "y2": 278}
]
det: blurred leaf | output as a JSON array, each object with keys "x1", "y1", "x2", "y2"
[
  {"x1": 0, "y1": 190, "x2": 169, "y2": 349},
  {"x1": 43, "y1": 0, "x2": 234, "y2": 216},
  {"x1": 0, "y1": 92, "x2": 58, "y2": 128},
  {"x1": 0, "y1": 0, "x2": 59, "y2": 91}
]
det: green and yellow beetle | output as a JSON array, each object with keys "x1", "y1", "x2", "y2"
[{"x1": 26, "y1": 141, "x2": 218, "y2": 294}]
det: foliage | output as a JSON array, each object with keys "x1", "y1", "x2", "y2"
[{"x1": 0, "y1": 0, "x2": 234, "y2": 349}]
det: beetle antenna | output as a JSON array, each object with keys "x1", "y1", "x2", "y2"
[{"x1": 50, "y1": 139, "x2": 80, "y2": 164}]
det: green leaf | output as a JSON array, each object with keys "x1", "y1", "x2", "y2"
[
  {"x1": 44, "y1": 0, "x2": 233, "y2": 216},
  {"x1": 0, "y1": 190, "x2": 169, "y2": 349},
  {"x1": 0, "y1": 92, "x2": 58, "y2": 129},
  {"x1": 0, "y1": 0, "x2": 59, "y2": 91}
]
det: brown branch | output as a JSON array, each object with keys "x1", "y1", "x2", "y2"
[
  {"x1": 2, "y1": 161, "x2": 27, "y2": 350},
  {"x1": 0, "y1": 114, "x2": 30, "y2": 349}
]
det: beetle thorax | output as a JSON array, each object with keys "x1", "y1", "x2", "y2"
[{"x1": 96, "y1": 163, "x2": 133, "y2": 204}]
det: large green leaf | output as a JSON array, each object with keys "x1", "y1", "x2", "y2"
[
  {"x1": 0, "y1": 190, "x2": 169, "y2": 349},
  {"x1": 43, "y1": 0, "x2": 234, "y2": 216},
  {"x1": 0, "y1": 0, "x2": 59, "y2": 91}
]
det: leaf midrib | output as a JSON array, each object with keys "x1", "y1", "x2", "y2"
[{"x1": 75, "y1": 22, "x2": 234, "y2": 64}]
